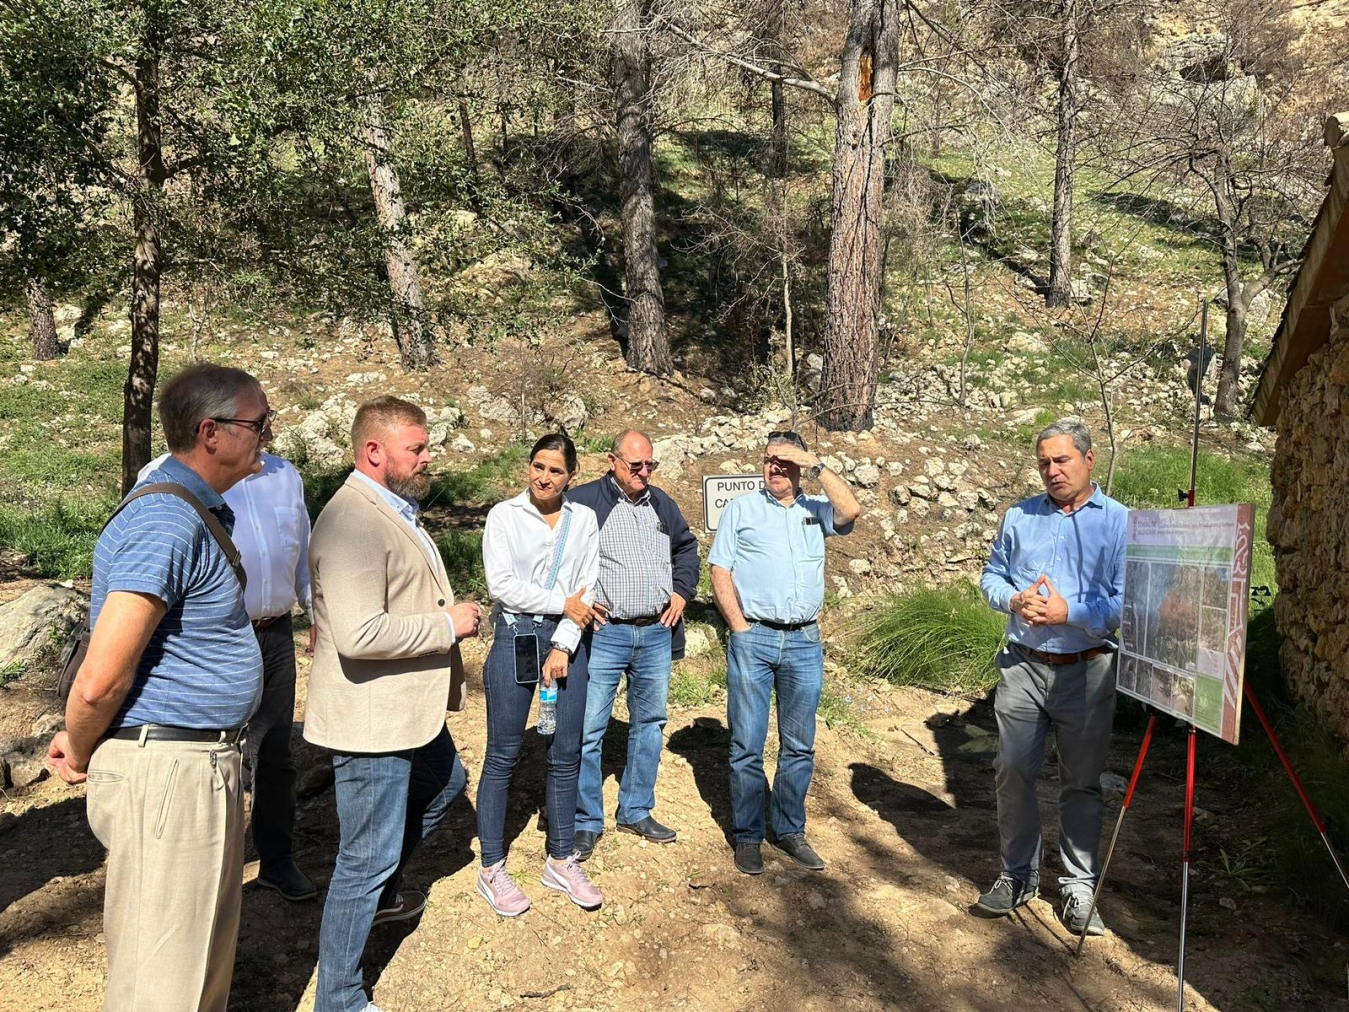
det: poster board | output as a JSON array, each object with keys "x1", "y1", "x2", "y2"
[
  {"x1": 702, "y1": 474, "x2": 764, "y2": 532},
  {"x1": 1118, "y1": 504, "x2": 1255, "y2": 745}
]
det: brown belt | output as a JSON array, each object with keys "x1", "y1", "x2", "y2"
[
  {"x1": 1016, "y1": 644, "x2": 1111, "y2": 666},
  {"x1": 252, "y1": 614, "x2": 287, "y2": 630}
]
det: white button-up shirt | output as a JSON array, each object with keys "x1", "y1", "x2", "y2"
[
  {"x1": 140, "y1": 451, "x2": 312, "y2": 623},
  {"x1": 482, "y1": 492, "x2": 599, "y2": 654}
]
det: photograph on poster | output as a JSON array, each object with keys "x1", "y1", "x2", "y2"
[{"x1": 1119, "y1": 504, "x2": 1255, "y2": 745}]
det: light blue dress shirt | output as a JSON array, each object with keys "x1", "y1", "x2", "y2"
[
  {"x1": 980, "y1": 484, "x2": 1128, "y2": 653},
  {"x1": 708, "y1": 488, "x2": 854, "y2": 625}
]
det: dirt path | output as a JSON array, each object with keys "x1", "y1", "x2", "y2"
[{"x1": 2, "y1": 630, "x2": 1345, "y2": 1012}]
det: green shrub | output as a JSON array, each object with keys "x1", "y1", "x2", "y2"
[
  {"x1": 0, "y1": 497, "x2": 115, "y2": 578},
  {"x1": 851, "y1": 582, "x2": 1006, "y2": 696},
  {"x1": 1110, "y1": 444, "x2": 1275, "y2": 591}
]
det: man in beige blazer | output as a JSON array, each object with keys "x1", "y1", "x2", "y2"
[{"x1": 306, "y1": 395, "x2": 482, "y2": 1012}]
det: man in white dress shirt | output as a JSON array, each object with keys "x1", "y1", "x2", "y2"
[{"x1": 140, "y1": 431, "x2": 318, "y2": 901}]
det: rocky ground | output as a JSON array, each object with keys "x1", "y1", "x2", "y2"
[
  {"x1": 2, "y1": 615, "x2": 1347, "y2": 1012},
  {"x1": 0, "y1": 257, "x2": 1316, "y2": 1012}
]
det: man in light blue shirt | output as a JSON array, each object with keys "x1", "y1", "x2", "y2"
[
  {"x1": 976, "y1": 418, "x2": 1127, "y2": 938},
  {"x1": 709, "y1": 430, "x2": 860, "y2": 876}
]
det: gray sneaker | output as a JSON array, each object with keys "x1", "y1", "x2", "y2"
[
  {"x1": 1059, "y1": 893, "x2": 1105, "y2": 936},
  {"x1": 973, "y1": 873, "x2": 1037, "y2": 916}
]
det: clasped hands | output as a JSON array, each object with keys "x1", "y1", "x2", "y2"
[{"x1": 1011, "y1": 574, "x2": 1069, "y2": 627}]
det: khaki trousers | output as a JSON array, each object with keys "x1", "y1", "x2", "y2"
[{"x1": 86, "y1": 735, "x2": 245, "y2": 1012}]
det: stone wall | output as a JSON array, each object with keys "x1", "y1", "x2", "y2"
[{"x1": 1267, "y1": 291, "x2": 1349, "y2": 742}]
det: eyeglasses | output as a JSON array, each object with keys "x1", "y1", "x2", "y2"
[
  {"x1": 611, "y1": 454, "x2": 659, "y2": 474},
  {"x1": 211, "y1": 410, "x2": 275, "y2": 436}
]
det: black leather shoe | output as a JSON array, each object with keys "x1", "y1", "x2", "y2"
[
  {"x1": 734, "y1": 841, "x2": 764, "y2": 875},
  {"x1": 573, "y1": 830, "x2": 601, "y2": 862},
  {"x1": 256, "y1": 859, "x2": 318, "y2": 902},
  {"x1": 617, "y1": 816, "x2": 677, "y2": 844},
  {"x1": 772, "y1": 834, "x2": 826, "y2": 871}
]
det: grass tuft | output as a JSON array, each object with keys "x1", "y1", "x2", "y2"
[
  {"x1": 851, "y1": 582, "x2": 1006, "y2": 696},
  {"x1": 0, "y1": 498, "x2": 115, "y2": 579},
  {"x1": 436, "y1": 531, "x2": 487, "y2": 601},
  {"x1": 427, "y1": 443, "x2": 529, "y2": 507},
  {"x1": 669, "y1": 660, "x2": 726, "y2": 708}
]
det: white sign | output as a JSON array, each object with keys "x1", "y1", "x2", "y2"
[{"x1": 702, "y1": 474, "x2": 764, "y2": 532}]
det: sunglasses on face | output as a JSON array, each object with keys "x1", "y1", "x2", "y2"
[
  {"x1": 612, "y1": 454, "x2": 659, "y2": 475},
  {"x1": 210, "y1": 409, "x2": 276, "y2": 436}
]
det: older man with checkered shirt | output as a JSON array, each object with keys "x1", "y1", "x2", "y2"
[{"x1": 567, "y1": 429, "x2": 700, "y2": 860}]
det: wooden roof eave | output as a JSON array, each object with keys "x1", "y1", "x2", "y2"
[{"x1": 1252, "y1": 115, "x2": 1349, "y2": 427}]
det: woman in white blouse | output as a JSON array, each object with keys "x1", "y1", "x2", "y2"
[{"x1": 477, "y1": 433, "x2": 605, "y2": 916}]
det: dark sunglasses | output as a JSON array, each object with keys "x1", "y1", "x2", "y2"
[
  {"x1": 611, "y1": 454, "x2": 659, "y2": 474},
  {"x1": 210, "y1": 409, "x2": 276, "y2": 436},
  {"x1": 766, "y1": 429, "x2": 807, "y2": 451}
]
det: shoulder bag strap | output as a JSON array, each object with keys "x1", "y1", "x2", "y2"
[
  {"x1": 543, "y1": 506, "x2": 573, "y2": 593},
  {"x1": 103, "y1": 481, "x2": 247, "y2": 592}
]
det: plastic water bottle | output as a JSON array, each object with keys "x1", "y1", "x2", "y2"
[{"x1": 538, "y1": 682, "x2": 558, "y2": 735}]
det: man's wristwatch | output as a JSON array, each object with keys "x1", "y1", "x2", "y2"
[{"x1": 805, "y1": 463, "x2": 824, "y2": 481}]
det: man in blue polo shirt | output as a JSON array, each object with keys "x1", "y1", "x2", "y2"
[
  {"x1": 48, "y1": 363, "x2": 267, "y2": 1012},
  {"x1": 976, "y1": 418, "x2": 1127, "y2": 938},
  {"x1": 708, "y1": 430, "x2": 860, "y2": 875}
]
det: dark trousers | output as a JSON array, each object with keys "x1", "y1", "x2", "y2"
[
  {"x1": 248, "y1": 614, "x2": 298, "y2": 872},
  {"x1": 476, "y1": 614, "x2": 590, "y2": 866}
]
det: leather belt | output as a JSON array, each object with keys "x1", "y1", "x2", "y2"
[
  {"x1": 1017, "y1": 644, "x2": 1110, "y2": 667},
  {"x1": 106, "y1": 725, "x2": 246, "y2": 745},
  {"x1": 609, "y1": 615, "x2": 661, "y2": 627},
  {"x1": 252, "y1": 614, "x2": 287, "y2": 630},
  {"x1": 754, "y1": 619, "x2": 818, "y2": 632}
]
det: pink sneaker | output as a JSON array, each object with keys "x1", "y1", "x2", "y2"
[
  {"x1": 541, "y1": 854, "x2": 603, "y2": 910},
  {"x1": 476, "y1": 861, "x2": 531, "y2": 917}
]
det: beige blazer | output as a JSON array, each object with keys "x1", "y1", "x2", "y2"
[{"x1": 303, "y1": 472, "x2": 467, "y2": 753}]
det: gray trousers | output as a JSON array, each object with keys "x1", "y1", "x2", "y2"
[
  {"x1": 993, "y1": 642, "x2": 1116, "y2": 898},
  {"x1": 248, "y1": 614, "x2": 299, "y2": 872}
]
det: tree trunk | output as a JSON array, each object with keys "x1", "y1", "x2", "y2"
[
  {"x1": 26, "y1": 278, "x2": 59, "y2": 361},
  {"x1": 363, "y1": 96, "x2": 434, "y2": 370},
  {"x1": 458, "y1": 100, "x2": 477, "y2": 177},
  {"x1": 612, "y1": 0, "x2": 672, "y2": 376},
  {"x1": 819, "y1": 0, "x2": 902, "y2": 431},
  {"x1": 1046, "y1": 0, "x2": 1079, "y2": 308},
  {"x1": 124, "y1": 30, "x2": 166, "y2": 495},
  {"x1": 768, "y1": 78, "x2": 788, "y2": 178},
  {"x1": 1215, "y1": 235, "x2": 1248, "y2": 418}
]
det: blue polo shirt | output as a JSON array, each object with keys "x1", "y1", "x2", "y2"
[
  {"x1": 708, "y1": 488, "x2": 854, "y2": 625},
  {"x1": 93, "y1": 456, "x2": 263, "y2": 730},
  {"x1": 980, "y1": 484, "x2": 1128, "y2": 654}
]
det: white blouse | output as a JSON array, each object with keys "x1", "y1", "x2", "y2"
[{"x1": 482, "y1": 492, "x2": 599, "y2": 653}]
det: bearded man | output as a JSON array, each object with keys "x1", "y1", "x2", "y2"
[{"x1": 305, "y1": 395, "x2": 483, "y2": 1012}]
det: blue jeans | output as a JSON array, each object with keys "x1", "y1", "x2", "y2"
[
  {"x1": 726, "y1": 622, "x2": 824, "y2": 843},
  {"x1": 993, "y1": 643, "x2": 1116, "y2": 898},
  {"x1": 315, "y1": 725, "x2": 466, "y2": 1012},
  {"x1": 476, "y1": 614, "x2": 589, "y2": 866},
  {"x1": 576, "y1": 621, "x2": 673, "y2": 833}
]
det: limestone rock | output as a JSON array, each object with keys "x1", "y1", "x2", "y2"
[
  {"x1": 853, "y1": 463, "x2": 880, "y2": 488},
  {"x1": 0, "y1": 585, "x2": 86, "y2": 670}
]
